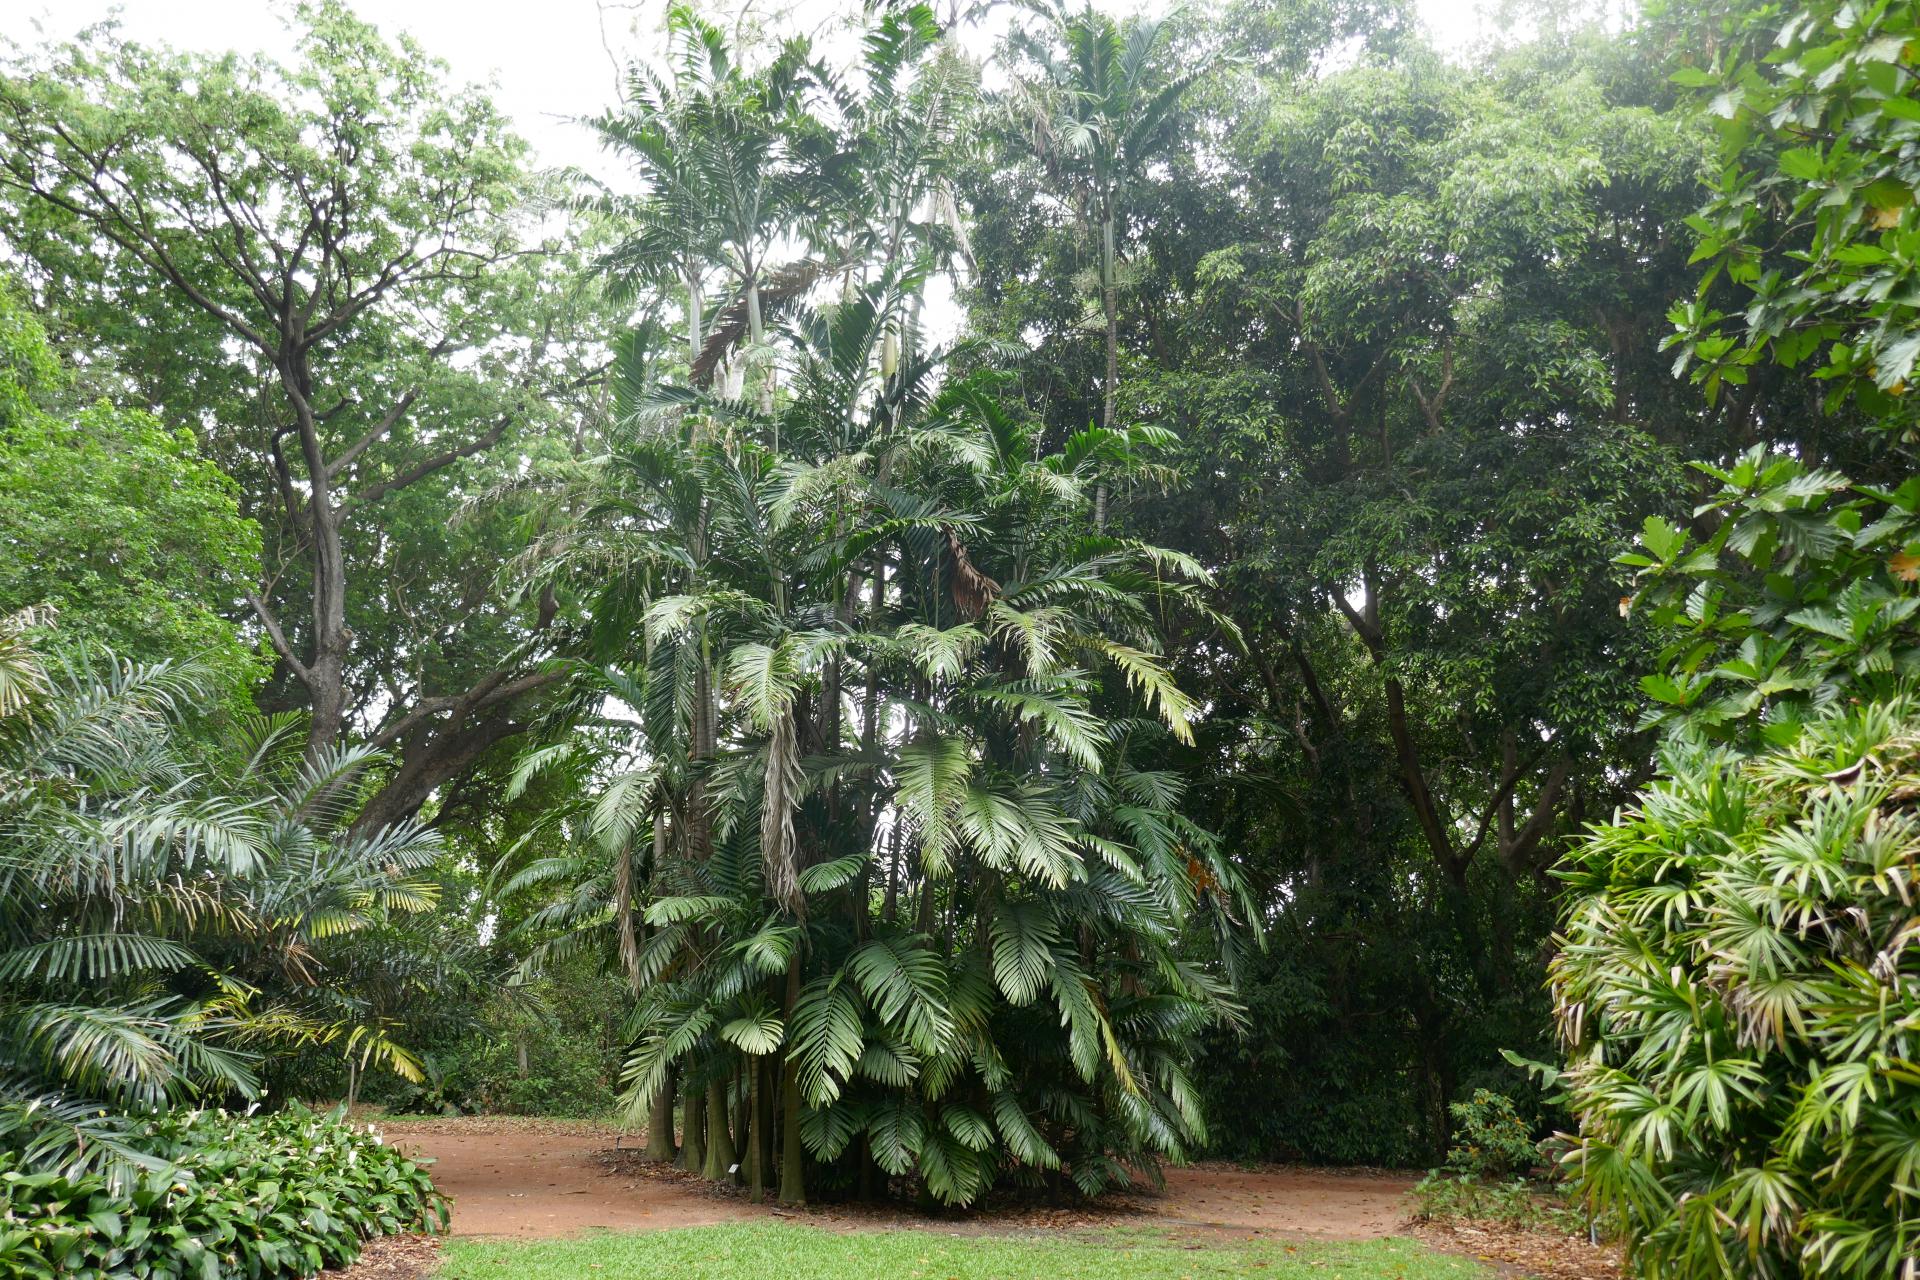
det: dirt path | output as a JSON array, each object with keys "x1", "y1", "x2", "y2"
[
  {"x1": 386, "y1": 1119, "x2": 1419, "y2": 1241},
  {"x1": 390, "y1": 1122, "x2": 756, "y2": 1238},
  {"x1": 1151, "y1": 1164, "x2": 1417, "y2": 1237}
]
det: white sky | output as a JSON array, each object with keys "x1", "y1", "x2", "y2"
[{"x1": 0, "y1": 0, "x2": 1499, "y2": 180}]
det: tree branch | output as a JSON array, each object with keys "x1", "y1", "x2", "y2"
[
  {"x1": 243, "y1": 589, "x2": 310, "y2": 685},
  {"x1": 340, "y1": 412, "x2": 512, "y2": 515}
]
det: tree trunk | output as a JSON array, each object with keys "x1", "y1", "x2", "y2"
[
  {"x1": 747, "y1": 1057, "x2": 766, "y2": 1202},
  {"x1": 778, "y1": 1055, "x2": 805, "y2": 1206},
  {"x1": 678, "y1": 1084, "x2": 706, "y2": 1173},
  {"x1": 732, "y1": 1069, "x2": 751, "y2": 1186},
  {"x1": 687, "y1": 267, "x2": 705, "y2": 366},
  {"x1": 779, "y1": 954, "x2": 806, "y2": 1205},
  {"x1": 1094, "y1": 211, "x2": 1118, "y2": 531},
  {"x1": 753, "y1": 1055, "x2": 774, "y2": 1203},
  {"x1": 702, "y1": 1076, "x2": 737, "y2": 1181},
  {"x1": 644, "y1": 1066, "x2": 678, "y2": 1162}
]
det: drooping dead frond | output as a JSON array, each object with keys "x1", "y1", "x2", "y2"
[
  {"x1": 690, "y1": 259, "x2": 839, "y2": 388},
  {"x1": 760, "y1": 706, "x2": 805, "y2": 917},
  {"x1": 943, "y1": 525, "x2": 1001, "y2": 620}
]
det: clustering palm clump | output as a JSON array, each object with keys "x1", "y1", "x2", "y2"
[
  {"x1": 491, "y1": 3, "x2": 1253, "y2": 1207},
  {"x1": 1546, "y1": 0, "x2": 1920, "y2": 1271}
]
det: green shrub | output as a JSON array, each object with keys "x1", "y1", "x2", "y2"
[
  {"x1": 1410, "y1": 1091, "x2": 1579, "y2": 1232},
  {"x1": 1410, "y1": 1171, "x2": 1583, "y2": 1232},
  {"x1": 1553, "y1": 697, "x2": 1920, "y2": 1275},
  {"x1": 1440, "y1": 1090, "x2": 1538, "y2": 1182},
  {"x1": 0, "y1": 1106, "x2": 446, "y2": 1279},
  {"x1": 377, "y1": 971, "x2": 626, "y2": 1119}
]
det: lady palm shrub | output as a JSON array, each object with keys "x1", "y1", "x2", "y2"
[
  {"x1": 1552, "y1": 696, "x2": 1920, "y2": 1276},
  {"x1": 0, "y1": 610, "x2": 444, "y2": 1179}
]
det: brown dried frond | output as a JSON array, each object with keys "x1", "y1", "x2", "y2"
[
  {"x1": 690, "y1": 259, "x2": 838, "y2": 389},
  {"x1": 944, "y1": 524, "x2": 1001, "y2": 621}
]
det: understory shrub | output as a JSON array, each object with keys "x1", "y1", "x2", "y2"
[
  {"x1": 1410, "y1": 1090, "x2": 1581, "y2": 1233},
  {"x1": 1553, "y1": 698, "x2": 1920, "y2": 1274},
  {"x1": 1439, "y1": 1090, "x2": 1538, "y2": 1182},
  {"x1": 0, "y1": 1106, "x2": 446, "y2": 1279},
  {"x1": 1409, "y1": 1172, "x2": 1583, "y2": 1232},
  {"x1": 375, "y1": 968, "x2": 626, "y2": 1118}
]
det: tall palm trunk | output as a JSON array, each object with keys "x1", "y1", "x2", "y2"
[
  {"x1": 754, "y1": 1055, "x2": 774, "y2": 1202},
  {"x1": 1094, "y1": 207, "x2": 1117, "y2": 532},
  {"x1": 687, "y1": 266, "x2": 705, "y2": 367},
  {"x1": 778, "y1": 951, "x2": 807, "y2": 1205},
  {"x1": 701, "y1": 1075, "x2": 737, "y2": 1181},
  {"x1": 677, "y1": 1084, "x2": 707, "y2": 1172},
  {"x1": 644, "y1": 1064, "x2": 679, "y2": 1161}
]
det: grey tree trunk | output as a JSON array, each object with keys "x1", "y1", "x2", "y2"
[
  {"x1": 1094, "y1": 213, "x2": 1118, "y2": 532},
  {"x1": 644, "y1": 1066, "x2": 678, "y2": 1161},
  {"x1": 677, "y1": 1085, "x2": 706, "y2": 1173},
  {"x1": 701, "y1": 1076, "x2": 737, "y2": 1181}
]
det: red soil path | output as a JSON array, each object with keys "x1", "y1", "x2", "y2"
[{"x1": 385, "y1": 1118, "x2": 1418, "y2": 1241}]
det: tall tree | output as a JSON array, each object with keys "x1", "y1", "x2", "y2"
[
  {"x1": 959, "y1": 9, "x2": 1835, "y2": 1158},
  {"x1": 0, "y1": 3, "x2": 596, "y2": 830},
  {"x1": 499, "y1": 4, "x2": 1251, "y2": 1208},
  {"x1": 0, "y1": 280, "x2": 264, "y2": 706},
  {"x1": 1001, "y1": 2, "x2": 1201, "y2": 526}
]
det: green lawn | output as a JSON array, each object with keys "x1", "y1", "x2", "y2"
[{"x1": 439, "y1": 1222, "x2": 1492, "y2": 1280}]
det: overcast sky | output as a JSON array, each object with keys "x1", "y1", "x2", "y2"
[{"x1": 0, "y1": 0, "x2": 1499, "y2": 181}]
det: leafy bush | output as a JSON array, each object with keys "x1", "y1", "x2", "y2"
[
  {"x1": 1410, "y1": 1172, "x2": 1582, "y2": 1232},
  {"x1": 1410, "y1": 1090, "x2": 1577, "y2": 1232},
  {"x1": 443, "y1": 1038, "x2": 614, "y2": 1119},
  {"x1": 1439, "y1": 1090, "x2": 1538, "y2": 1182},
  {"x1": 383, "y1": 1035, "x2": 614, "y2": 1119},
  {"x1": 371, "y1": 966, "x2": 626, "y2": 1119},
  {"x1": 0, "y1": 1106, "x2": 445, "y2": 1279},
  {"x1": 1553, "y1": 697, "x2": 1920, "y2": 1274}
]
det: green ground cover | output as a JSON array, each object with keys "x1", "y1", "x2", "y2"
[{"x1": 439, "y1": 1223, "x2": 1489, "y2": 1280}]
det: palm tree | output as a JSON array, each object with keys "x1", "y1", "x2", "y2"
[
  {"x1": 500, "y1": 4, "x2": 1250, "y2": 1209},
  {"x1": 0, "y1": 613, "x2": 445, "y2": 1180},
  {"x1": 590, "y1": 4, "x2": 818, "y2": 402},
  {"x1": 1003, "y1": 3, "x2": 1204, "y2": 526},
  {"x1": 512, "y1": 285, "x2": 1249, "y2": 1205}
]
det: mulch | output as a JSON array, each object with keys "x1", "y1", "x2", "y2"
[
  {"x1": 322, "y1": 1235, "x2": 445, "y2": 1280},
  {"x1": 347, "y1": 1111, "x2": 617, "y2": 1137},
  {"x1": 1412, "y1": 1219, "x2": 1624, "y2": 1280}
]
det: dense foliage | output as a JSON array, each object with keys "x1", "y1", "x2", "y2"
[
  {"x1": 3, "y1": 0, "x2": 1917, "y2": 1264},
  {"x1": 0, "y1": 606, "x2": 450, "y2": 1174},
  {"x1": 0, "y1": 1107, "x2": 445, "y2": 1280},
  {"x1": 0, "y1": 284, "x2": 263, "y2": 705},
  {"x1": 1556, "y1": 700, "x2": 1920, "y2": 1274},
  {"x1": 491, "y1": 5, "x2": 1250, "y2": 1207},
  {"x1": 0, "y1": 2, "x2": 601, "y2": 833},
  {"x1": 1546, "y1": 0, "x2": 1920, "y2": 1274}
]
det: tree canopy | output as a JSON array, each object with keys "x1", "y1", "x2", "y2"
[{"x1": 2, "y1": 0, "x2": 1917, "y2": 1267}]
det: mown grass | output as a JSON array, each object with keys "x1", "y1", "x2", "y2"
[{"x1": 439, "y1": 1221, "x2": 1492, "y2": 1280}]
